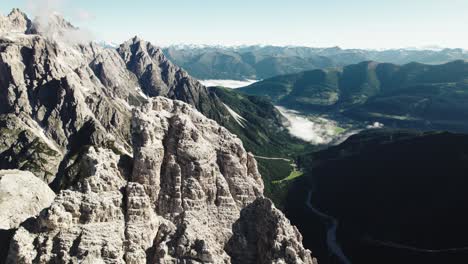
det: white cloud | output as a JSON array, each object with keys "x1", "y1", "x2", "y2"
[
  {"x1": 199, "y1": 79, "x2": 258, "y2": 89},
  {"x1": 276, "y1": 106, "x2": 386, "y2": 145},
  {"x1": 276, "y1": 106, "x2": 365, "y2": 145},
  {"x1": 26, "y1": 0, "x2": 94, "y2": 45},
  {"x1": 276, "y1": 106, "x2": 340, "y2": 144}
]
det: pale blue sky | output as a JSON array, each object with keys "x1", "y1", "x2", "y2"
[{"x1": 1, "y1": 0, "x2": 467, "y2": 49}]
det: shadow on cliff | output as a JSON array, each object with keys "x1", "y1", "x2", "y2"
[{"x1": 0, "y1": 229, "x2": 14, "y2": 264}]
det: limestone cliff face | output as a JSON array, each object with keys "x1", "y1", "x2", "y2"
[
  {"x1": 7, "y1": 98, "x2": 314, "y2": 263},
  {"x1": 0, "y1": 169, "x2": 55, "y2": 263},
  {"x1": 0, "y1": 170, "x2": 55, "y2": 230},
  {"x1": 0, "y1": 10, "x2": 226, "y2": 184},
  {"x1": 0, "y1": 18, "x2": 134, "y2": 183},
  {"x1": 116, "y1": 37, "x2": 229, "y2": 121},
  {"x1": 7, "y1": 147, "x2": 128, "y2": 264},
  {"x1": 1, "y1": 9, "x2": 316, "y2": 264},
  {"x1": 227, "y1": 198, "x2": 317, "y2": 264},
  {"x1": 0, "y1": 9, "x2": 31, "y2": 34},
  {"x1": 128, "y1": 97, "x2": 264, "y2": 263}
]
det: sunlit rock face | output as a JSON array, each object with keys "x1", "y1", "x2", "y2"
[
  {"x1": 1, "y1": 8, "x2": 315, "y2": 264},
  {"x1": 0, "y1": 170, "x2": 55, "y2": 230},
  {"x1": 6, "y1": 97, "x2": 314, "y2": 263},
  {"x1": 0, "y1": 9, "x2": 31, "y2": 34}
]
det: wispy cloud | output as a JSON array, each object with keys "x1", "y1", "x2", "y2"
[
  {"x1": 276, "y1": 106, "x2": 385, "y2": 145},
  {"x1": 276, "y1": 106, "x2": 342, "y2": 144},
  {"x1": 199, "y1": 79, "x2": 258, "y2": 89},
  {"x1": 26, "y1": 0, "x2": 64, "y2": 23},
  {"x1": 26, "y1": 0, "x2": 94, "y2": 45}
]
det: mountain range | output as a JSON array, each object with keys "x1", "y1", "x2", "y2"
[
  {"x1": 162, "y1": 45, "x2": 468, "y2": 80},
  {"x1": 239, "y1": 60, "x2": 468, "y2": 132}
]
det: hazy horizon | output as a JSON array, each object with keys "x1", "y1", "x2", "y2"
[{"x1": 1, "y1": 0, "x2": 467, "y2": 50}]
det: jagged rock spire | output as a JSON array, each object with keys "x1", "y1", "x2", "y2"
[{"x1": 0, "y1": 8, "x2": 31, "y2": 33}]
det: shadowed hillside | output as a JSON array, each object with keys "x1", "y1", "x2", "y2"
[{"x1": 286, "y1": 129, "x2": 468, "y2": 264}]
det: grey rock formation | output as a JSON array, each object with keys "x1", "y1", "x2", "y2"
[
  {"x1": 117, "y1": 36, "x2": 205, "y2": 100},
  {"x1": 7, "y1": 98, "x2": 314, "y2": 263},
  {"x1": 116, "y1": 36, "x2": 229, "y2": 121},
  {"x1": 1, "y1": 9, "x2": 315, "y2": 263},
  {"x1": 0, "y1": 170, "x2": 55, "y2": 230},
  {"x1": 0, "y1": 10, "x2": 226, "y2": 184},
  {"x1": 7, "y1": 147, "x2": 127, "y2": 264},
  {"x1": 0, "y1": 114, "x2": 62, "y2": 182},
  {"x1": 0, "y1": 16, "x2": 136, "y2": 184},
  {"x1": 0, "y1": 31, "x2": 133, "y2": 148},
  {"x1": 0, "y1": 9, "x2": 31, "y2": 34},
  {"x1": 227, "y1": 198, "x2": 317, "y2": 264},
  {"x1": 130, "y1": 97, "x2": 264, "y2": 263},
  {"x1": 27, "y1": 12, "x2": 76, "y2": 39}
]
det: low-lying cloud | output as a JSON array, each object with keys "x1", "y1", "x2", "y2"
[
  {"x1": 277, "y1": 106, "x2": 385, "y2": 145},
  {"x1": 200, "y1": 79, "x2": 258, "y2": 89},
  {"x1": 276, "y1": 106, "x2": 342, "y2": 145}
]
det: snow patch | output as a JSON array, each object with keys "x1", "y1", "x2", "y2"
[
  {"x1": 223, "y1": 103, "x2": 247, "y2": 128},
  {"x1": 367, "y1": 122, "x2": 384, "y2": 129},
  {"x1": 117, "y1": 98, "x2": 132, "y2": 110},
  {"x1": 200, "y1": 79, "x2": 258, "y2": 89},
  {"x1": 25, "y1": 120, "x2": 62, "y2": 154},
  {"x1": 135, "y1": 86, "x2": 149, "y2": 99}
]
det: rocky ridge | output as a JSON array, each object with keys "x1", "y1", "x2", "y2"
[
  {"x1": 0, "y1": 8, "x2": 232, "y2": 185},
  {"x1": 0, "y1": 9, "x2": 315, "y2": 264},
  {"x1": 0, "y1": 9, "x2": 31, "y2": 34}
]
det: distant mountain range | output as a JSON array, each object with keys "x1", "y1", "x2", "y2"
[
  {"x1": 239, "y1": 60, "x2": 468, "y2": 132},
  {"x1": 162, "y1": 45, "x2": 468, "y2": 80}
]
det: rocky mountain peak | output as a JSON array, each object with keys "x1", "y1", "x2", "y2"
[
  {"x1": 116, "y1": 35, "x2": 229, "y2": 118},
  {"x1": 129, "y1": 35, "x2": 146, "y2": 46},
  {"x1": 7, "y1": 8, "x2": 29, "y2": 21},
  {"x1": 27, "y1": 11, "x2": 88, "y2": 45},
  {"x1": 0, "y1": 8, "x2": 89, "y2": 47},
  {"x1": 117, "y1": 36, "x2": 185, "y2": 96},
  {"x1": 0, "y1": 8, "x2": 31, "y2": 34},
  {"x1": 33, "y1": 11, "x2": 76, "y2": 31}
]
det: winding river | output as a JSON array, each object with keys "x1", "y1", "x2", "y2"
[{"x1": 305, "y1": 191, "x2": 352, "y2": 264}]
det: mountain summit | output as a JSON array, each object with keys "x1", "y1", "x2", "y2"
[{"x1": 0, "y1": 8, "x2": 31, "y2": 34}]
